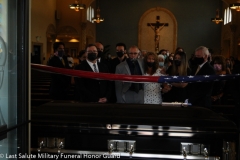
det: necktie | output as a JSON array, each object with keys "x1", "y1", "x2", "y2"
[
  {"x1": 61, "y1": 58, "x2": 65, "y2": 66},
  {"x1": 93, "y1": 63, "x2": 98, "y2": 73},
  {"x1": 195, "y1": 65, "x2": 200, "y2": 75}
]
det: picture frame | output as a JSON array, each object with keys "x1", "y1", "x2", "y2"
[{"x1": 70, "y1": 48, "x2": 78, "y2": 58}]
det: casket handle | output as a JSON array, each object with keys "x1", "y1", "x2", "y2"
[
  {"x1": 182, "y1": 147, "x2": 187, "y2": 158},
  {"x1": 129, "y1": 144, "x2": 134, "y2": 154},
  {"x1": 203, "y1": 148, "x2": 208, "y2": 157},
  {"x1": 37, "y1": 141, "x2": 44, "y2": 153},
  {"x1": 58, "y1": 142, "x2": 64, "y2": 149},
  {"x1": 109, "y1": 143, "x2": 114, "y2": 153}
]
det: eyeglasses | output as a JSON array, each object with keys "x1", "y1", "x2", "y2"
[
  {"x1": 129, "y1": 52, "x2": 138, "y2": 55},
  {"x1": 97, "y1": 48, "x2": 104, "y2": 51},
  {"x1": 87, "y1": 50, "x2": 98, "y2": 53}
]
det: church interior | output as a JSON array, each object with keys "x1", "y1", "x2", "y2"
[
  {"x1": 27, "y1": 1, "x2": 240, "y2": 159},
  {"x1": 31, "y1": 0, "x2": 240, "y2": 65}
]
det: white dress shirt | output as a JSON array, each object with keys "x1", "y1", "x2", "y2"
[{"x1": 86, "y1": 59, "x2": 99, "y2": 72}]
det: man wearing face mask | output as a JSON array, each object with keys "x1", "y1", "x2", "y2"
[
  {"x1": 48, "y1": 42, "x2": 72, "y2": 100},
  {"x1": 110, "y1": 43, "x2": 127, "y2": 73},
  {"x1": 74, "y1": 44, "x2": 111, "y2": 103},
  {"x1": 115, "y1": 45, "x2": 144, "y2": 104},
  {"x1": 187, "y1": 46, "x2": 215, "y2": 108},
  {"x1": 95, "y1": 42, "x2": 110, "y2": 69},
  {"x1": 107, "y1": 43, "x2": 128, "y2": 103}
]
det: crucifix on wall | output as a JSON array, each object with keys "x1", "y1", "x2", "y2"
[{"x1": 147, "y1": 16, "x2": 168, "y2": 53}]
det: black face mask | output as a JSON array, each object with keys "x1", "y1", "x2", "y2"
[
  {"x1": 194, "y1": 57, "x2": 204, "y2": 65},
  {"x1": 146, "y1": 62, "x2": 154, "y2": 68},
  {"x1": 97, "y1": 51, "x2": 103, "y2": 58},
  {"x1": 87, "y1": 52, "x2": 97, "y2": 61},
  {"x1": 58, "y1": 50, "x2": 64, "y2": 57},
  {"x1": 174, "y1": 60, "x2": 181, "y2": 66},
  {"x1": 116, "y1": 51, "x2": 124, "y2": 58}
]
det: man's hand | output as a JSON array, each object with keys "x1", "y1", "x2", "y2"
[
  {"x1": 98, "y1": 97, "x2": 107, "y2": 103},
  {"x1": 162, "y1": 83, "x2": 172, "y2": 93}
]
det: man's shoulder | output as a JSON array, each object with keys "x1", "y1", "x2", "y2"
[
  {"x1": 98, "y1": 62, "x2": 109, "y2": 71},
  {"x1": 49, "y1": 55, "x2": 57, "y2": 61},
  {"x1": 202, "y1": 62, "x2": 215, "y2": 74},
  {"x1": 116, "y1": 60, "x2": 127, "y2": 68},
  {"x1": 111, "y1": 57, "x2": 119, "y2": 62},
  {"x1": 137, "y1": 58, "x2": 144, "y2": 65},
  {"x1": 75, "y1": 60, "x2": 88, "y2": 70},
  {"x1": 48, "y1": 55, "x2": 59, "y2": 65}
]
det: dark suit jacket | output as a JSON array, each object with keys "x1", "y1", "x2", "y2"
[
  {"x1": 99, "y1": 57, "x2": 111, "y2": 70},
  {"x1": 48, "y1": 55, "x2": 71, "y2": 99},
  {"x1": 188, "y1": 62, "x2": 215, "y2": 108},
  {"x1": 110, "y1": 57, "x2": 126, "y2": 73},
  {"x1": 74, "y1": 60, "x2": 112, "y2": 102}
]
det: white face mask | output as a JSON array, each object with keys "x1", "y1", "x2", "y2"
[{"x1": 159, "y1": 62, "x2": 164, "y2": 67}]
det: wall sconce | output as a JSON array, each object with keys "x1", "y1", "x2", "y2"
[
  {"x1": 211, "y1": 9, "x2": 223, "y2": 24},
  {"x1": 230, "y1": 0, "x2": 240, "y2": 11},
  {"x1": 69, "y1": 0, "x2": 86, "y2": 11}
]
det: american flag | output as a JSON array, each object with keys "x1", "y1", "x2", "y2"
[
  {"x1": 158, "y1": 74, "x2": 240, "y2": 83},
  {"x1": 32, "y1": 64, "x2": 240, "y2": 83}
]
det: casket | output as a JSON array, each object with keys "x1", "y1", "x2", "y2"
[{"x1": 31, "y1": 101, "x2": 238, "y2": 160}]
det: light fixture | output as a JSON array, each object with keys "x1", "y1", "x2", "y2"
[
  {"x1": 69, "y1": 38, "x2": 79, "y2": 42},
  {"x1": 69, "y1": 0, "x2": 86, "y2": 11},
  {"x1": 230, "y1": 0, "x2": 240, "y2": 11},
  {"x1": 92, "y1": 0, "x2": 104, "y2": 23},
  {"x1": 211, "y1": 9, "x2": 223, "y2": 24}
]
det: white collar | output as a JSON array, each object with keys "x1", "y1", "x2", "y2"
[
  {"x1": 199, "y1": 61, "x2": 207, "y2": 68},
  {"x1": 86, "y1": 59, "x2": 97, "y2": 65}
]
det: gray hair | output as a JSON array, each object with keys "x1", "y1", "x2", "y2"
[
  {"x1": 128, "y1": 45, "x2": 140, "y2": 53},
  {"x1": 195, "y1": 46, "x2": 209, "y2": 56},
  {"x1": 158, "y1": 54, "x2": 164, "y2": 59}
]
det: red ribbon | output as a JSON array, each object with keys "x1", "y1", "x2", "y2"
[{"x1": 31, "y1": 63, "x2": 159, "y2": 83}]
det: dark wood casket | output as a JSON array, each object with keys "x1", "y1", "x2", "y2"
[{"x1": 31, "y1": 101, "x2": 238, "y2": 160}]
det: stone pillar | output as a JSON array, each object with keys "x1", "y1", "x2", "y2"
[{"x1": 80, "y1": 22, "x2": 87, "y2": 50}]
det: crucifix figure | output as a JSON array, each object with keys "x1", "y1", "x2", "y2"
[{"x1": 147, "y1": 16, "x2": 169, "y2": 53}]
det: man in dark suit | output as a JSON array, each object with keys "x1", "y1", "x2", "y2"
[
  {"x1": 48, "y1": 42, "x2": 71, "y2": 100},
  {"x1": 108, "y1": 43, "x2": 128, "y2": 103},
  {"x1": 74, "y1": 44, "x2": 111, "y2": 103},
  {"x1": 187, "y1": 46, "x2": 215, "y2": 108},
  {"x1": 115, "y1": 45, "x2": 144, "y2": 103}
]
